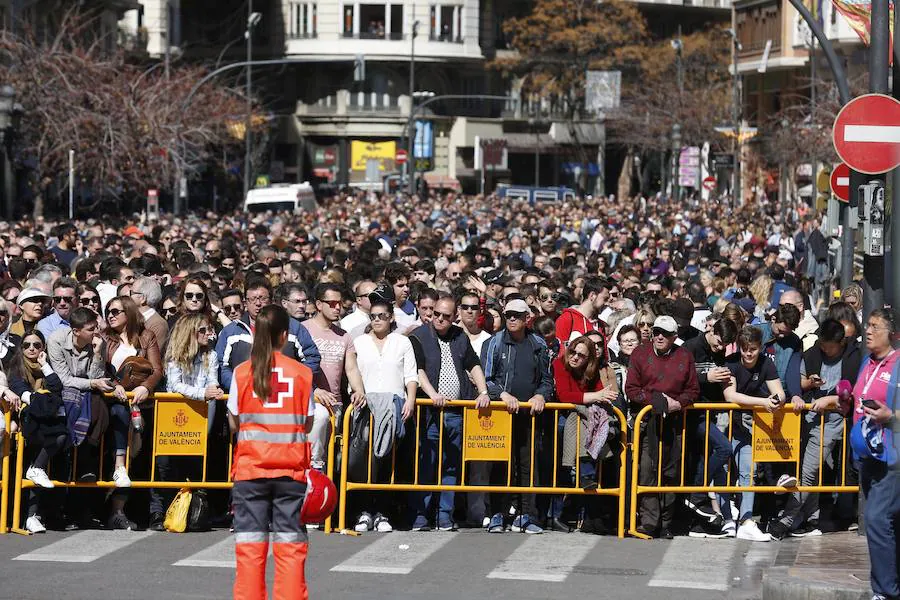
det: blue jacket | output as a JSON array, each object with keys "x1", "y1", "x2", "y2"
[
  {"x1": 480, "y1": 329, "x2": 554, "y2": 402},
  {"x1": 215, "y1": 313, "x2": 321, "y2": 390},
  {"x1": 757, "y1": 321, "x2": 802, "y2": 398}
]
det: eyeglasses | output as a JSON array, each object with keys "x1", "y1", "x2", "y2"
[
  {"x1": 80, "y1": 296, "x2": 100, "y2": 306},
  {"x1": 246, "y1": 295, "x2": 269, "y2": 305},
  {"x1": 504, "y1": 311, "x2": 528, "y2": 321},
  {"x1": 460, "y1": 303, "x2": 479, "y2": 311},
  {"x1": 866, "y1": 323, "x2": 890, "y2": 332},
  {"x1": 163, "y1": 307, "x2": 178, "y2": 317},
  {"x1": 652, "y1": 327, "x2": 675, "y2": 338},
  {"x1": 369, "y1": 312, "x2": 391, "y2": 322},
  {"x1": 621, "y1": 338, "x2": 640, "y2": 345},
  {"x1": 184, "y1": 292, "x2": 205, "y2": 301},
  {"x1": 433, "y1": 310, "x2": 454, "y2": 321},
  {"x1": 318, "y1": 299, "x2": 342, "y2": 309},
  {"x1": 53, "y1": 295, "x2": 75, "y2": 304},
  {"x1": 223, "y1": 303, "x2": 243, "y2": 313},
  {"x1": 107, "y1": 308, "x2": 124, "y2": 318},
  {"x1": 638, "y1": 321, "x2": 653, "y2": 328},
  {"x1": 22, "y1": 341, "x2": 43, "y2": 350},
  {"x1": 570, "y1": 349, "x2": 590, "y2": 360}
]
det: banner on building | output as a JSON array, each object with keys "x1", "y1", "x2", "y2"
[{"x1": 350, "y1": 140, "x2": 396, "y2": 171}]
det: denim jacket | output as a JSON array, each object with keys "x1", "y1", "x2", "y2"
[
  {"x1": 480, "y1": 329, "x2": 554, "y2": 401},
  {"x1": 166, "y1": 351, "x2": 219, "y2": 401}
]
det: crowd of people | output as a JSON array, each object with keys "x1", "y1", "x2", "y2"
[{"x1": 0, "y1": 189, "x2": 897, "y2": 598}]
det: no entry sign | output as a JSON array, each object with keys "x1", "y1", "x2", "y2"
[
  {"x1": 830, "y1": 163, "x2": 850, "y2": 202},
  {"x1": 702, "y1": 176, "x2": 716, "y2": 192},
  {"x1": 832, "y1": 94, "x2": 900, "y2": 175}
]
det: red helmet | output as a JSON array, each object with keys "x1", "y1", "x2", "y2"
[{"x1": 301, "y1": 469, "x2": 337, "y2": 524}]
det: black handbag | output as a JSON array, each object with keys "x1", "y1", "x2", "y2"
[
  {"x1": 188, "y1": 489, "x2": 210, "y2": 531},
  {"x1": 346, "y1": 407, "x2": 371, "y2": 483}
]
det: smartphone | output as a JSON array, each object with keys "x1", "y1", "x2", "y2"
[
  {"x1": 809, "y1": 374, "x2": 824, "y2": 383},
  {"x1": 861, "y1": 399, "x2": 880, "y2": 410}
]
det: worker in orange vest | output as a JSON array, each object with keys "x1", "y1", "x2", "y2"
[{"x1": 227, "y1": 305, "x2": 314, "y2": 600}]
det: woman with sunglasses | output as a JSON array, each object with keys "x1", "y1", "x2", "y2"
[
  {"x1": 554, "y1": 335, "x2": 620, "y2": 534},
  {"x1": 76, "y1": 284, "x2": 102, "y2": 316},
  {"x1": 100, "y1": 296, "x2": 163, "y2": 528},
  {"x1": 174, "y1": 277, "x2": 230, "y2": 331},
  {"x1": 632, "y1": 307, "x2": 657, "y2": 345},
  {"x1": 9, "y1": 331, "x2": 67, "y2": 533},
  {"x1": 148, "y1": 314, "x2": 224, "y2": 531},
  {"x1": 160, "y1": 292, "x2": 179, "y2": 323}
]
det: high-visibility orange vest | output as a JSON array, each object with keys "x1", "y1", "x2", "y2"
[{"x1": 232, "y1": 351, "x2": 313, "y2": 483}]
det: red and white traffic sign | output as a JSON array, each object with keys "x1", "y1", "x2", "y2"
[
  {"x1": 395, "y1": 149, "x2": 408, "y2": 164},
  {"x1": 702, "y1": 176, "x2": 716, "y2": 192},
  {"x1": 830, "y1": 163, "x2": 850, "y2": 202},
  {"x1": 832, "y1": 93, "x2": 900, "y2": 175}
]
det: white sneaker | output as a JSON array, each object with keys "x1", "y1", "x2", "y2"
[
  {"x1": 112, "y1": 466, "x2": 132, "y2": 488},
  {"x1": 722, "y1": 520, "x2": 737, "y2": 538},
  {"x1": 775, "y1": 473, "x2": 798, "y2": 494},
  {"x1": 482, "y1": 516, "x2": 491, "y2": 529},
  {"x1": 26, "y1": 466, "x2": 54, "y2": 488},
  {"x1": 737, "y1": 519, "x2": 771, "y2": 542},
  {"x1": 25, "y1": 515, "x2": 46, "y2": 533}
]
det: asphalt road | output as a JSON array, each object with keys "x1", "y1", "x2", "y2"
[{"x1": 0, "y1": 526, "x2": 792, "y2": 599}]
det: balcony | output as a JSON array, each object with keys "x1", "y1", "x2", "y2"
[
  {"x1": 342, "y1": 31, "x2": 405, "y2": 40},
  {"x1": 735, "y1": 0, "x2": 783, "y2": 57},
  {"x1": 429, "y1": 33, "x2": 463, "y2": 43}
]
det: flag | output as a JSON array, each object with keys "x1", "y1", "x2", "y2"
[
  {"x1": 831, "y1": 0, "x2": 893, "y2": 46},
  {"x1": 807, "y1": 0, "x2": 824, "y2": 25}
]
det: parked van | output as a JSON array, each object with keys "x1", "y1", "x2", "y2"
[{"x1": 243, "y1": 183, "x2": 317, "y2": 213}]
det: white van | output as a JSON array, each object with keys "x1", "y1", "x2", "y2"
[{"x1": 243, "y1": 183, "x2": 317, "y2": 214}]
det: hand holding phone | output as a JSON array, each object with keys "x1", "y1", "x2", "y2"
[{"x1": 861, "y1": 399, "x2": 880, "y2": 410}]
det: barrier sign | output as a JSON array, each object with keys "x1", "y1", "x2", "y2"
[
  {"x1": 155, "y1": 400, "x2": 208, "y2": 456},
  {"x1": 752, "y1": 410, "x2": 801, "y2": 462},
  {"x1": 463, "y1": 407, "x2": 512, "y2": 462}
]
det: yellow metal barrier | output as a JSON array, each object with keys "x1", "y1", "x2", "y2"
[
  {"x1": 337, "y1": 399, "x2": 629, "y2": 537},
  {"x1": 0, "y1": 412, "x2": 11, "y2": 534},
  {"x1": 10, "y1": 392, "x2": 338, "y2": 535},
  {"x1": 628, "y1": 402, "x2": 859, "y2": 539}
]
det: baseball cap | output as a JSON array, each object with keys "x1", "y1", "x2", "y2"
[
  {"x1": 653, "y1": 315, "x2": 678, "y2": 335},
  {"x1": 368, "y1": 282, "x2": 396, "y2": 305},
  {"x1": 123, "y1": 225, "x2": 143, "y2": 239},
  {"x1": 17, "y1": 288, "x2": 50, "y2": 305},
  {"x1": 503, "y1": 299, "x2": 530, "y2": 314},
  {"x1": 484, "y1": 269, "x2": 511, "y2": 286}
]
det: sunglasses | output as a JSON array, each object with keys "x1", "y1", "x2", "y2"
[
  {"x1": 652, "y1": 327, "x2": 675, "y2": 338},
  {"x1": 433, "y1": 310, "x2": 454, "y2": 321},
  {"x1": 197, "y1": 326, "x2": 211, "y2": 335},
  {"x1": 318, "y1": 299, "x2": 341, "y2": 309},
  {"x1": 184, "y1": 292, "x2": 205, "y2": 301},
  {"x1": 369, "y1": 312, "x2": 391, "y2": 322},
  {"x1": 638, "y1": 321, "x2": 653, "y2": 328},
  {"x1": 22, "y1": 341, "x2": 44, "y2": 350},
  {"x1": 504, "y1": 311, "x2": 528, "y2": 321},
  {"x1": 163, "y1": 307, "x2": 178, "y2": 316},
  {"x1": 223, "y1": 303, "x2": 243, "y2": 312},
  {"x1": 459, "y1": 303, "x2": 479, "y2": 311},
  {"x1": 54, "y1": 295, "x2": 75, "y2": 304},
  {"x1": 540, "y1": 293, "x2": 562, "y2": 302},
  {"x1": 107, "y1": 308, "x2": 124, "y2": 318}
]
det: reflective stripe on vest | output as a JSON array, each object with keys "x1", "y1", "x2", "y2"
[
  {"x1": 237, "y1": 430, "x2": 309, "y2": 444},
  {"x1": 240, "y1": 413, "x2": 308, "y2": 426}
]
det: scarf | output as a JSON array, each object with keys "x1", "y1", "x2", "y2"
[{"x1": 22, "y1": 358, "x2": 44, "y2": 391}]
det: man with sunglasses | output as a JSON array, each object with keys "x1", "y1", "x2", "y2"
[
  {"x1": 625, "y1": 315, "x2": 700, "y2": 539},
  {"x1": 479, "y1": 299, "x2": 554, "y2": 534},
  {"x1": 37, "y1": 277, "x2": 78, "y2": 339},
  {"x1": 458, "y1": 291, "x2": 491, "y2": 357},
  {"x1": 408, "y1": 294, "x2": 490, "y2": 531},
  {"x1": 340, "y1": 280, "x2": 376, "y2": 338}
]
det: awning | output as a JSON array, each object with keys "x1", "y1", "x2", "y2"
[{"x1": 424, "y1": 173, "x2": 461, "y2": 191}]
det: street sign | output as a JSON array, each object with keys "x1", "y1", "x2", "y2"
[
  {"x1": 712, "y1": 153, "x2": 735, "y2": 168},
  {"x1": 832, "y1": 93, "x2": 900, "y2": 174},
  {"x1": 702, "y1": 176, "x2": 717, "y2": 192},
  {"x1": 147, "y1": 189, "x2": 159, "y2": 219},
  {"x1": 395, "y1": 148, "x2": 408, "y2": 164},
  {"x1": 830, "y1": 163, "x2": 851, "y2": 202}
]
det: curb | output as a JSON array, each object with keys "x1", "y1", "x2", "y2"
[{"x1": 762, "y1": 567, "x2": 871, "y2": 600}]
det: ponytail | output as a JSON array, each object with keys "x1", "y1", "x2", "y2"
[{"x1": 250, "y1": 305, "x2": 290, "y2": 401}]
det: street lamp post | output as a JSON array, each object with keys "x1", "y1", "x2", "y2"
[
  {"x1": 0, "y1": 86, "x2": 16, "y2": 220},
  {"x1": 244, "y1": 6, "x2": 262, "y2": 201},
  {"x1": 406, "y1": 20, "x2": 420, "y2": 197},
  {"x1": 727, "y1": 27, "x2": 742, "y2": 208},
  {"x1": 671, "y1": 123, "x2": 682, "y2": 201}
]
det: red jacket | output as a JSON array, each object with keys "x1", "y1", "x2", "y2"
[{"x1": 552, "y1": 355, "x2": 617, "y2": 404}]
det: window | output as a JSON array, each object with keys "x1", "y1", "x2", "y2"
[
  {"x1": 429, "y1": 4, "x2": 462, "y2": 42},
  {"x1": 289, "y1": 2, "x2": 317, "y2": 38},
  {"x1": 344, "y1": 3, "x2": 403, "y2": 39}
]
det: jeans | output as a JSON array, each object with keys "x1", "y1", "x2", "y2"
[
  {"x1": 689, "y1": 412, "x2": 732, "y2": 509},
  {"x1": 860, "y1": 460, "x2": 900, "y2": 598},
  {"x1": 732, "y1": 428, "x2": 755, "y2": 522},
  {"x1": 109, "y1": 402, "x2": 129, "y2": 456},
  {"x1": 638, "y1": 414, "x2": 682, "y2": 530},
  {"x1": 779, "y1": 411, "x2": 844, "y2": 529},
  {"x1": 410, "y1": 408, "x2": 462, "y2": 523},
  {"x1": 548, "y1": 413, "x2": 568, "y2": 519}
]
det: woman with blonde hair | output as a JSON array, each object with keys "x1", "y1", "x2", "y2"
[
  {"x1": 632, "y1": 307, "x2": 656, "y2": 345},
  {"x1": 749, "y1": 274, "x2": 773, "y2": 324}
]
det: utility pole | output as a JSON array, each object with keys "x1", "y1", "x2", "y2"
[
  {"x1": 892, "y1": 0, "x2": 900, "y2": 308},
  {"x1": 244, "y1": 1, "x2": 259, "y2": 202},
  {"x1": 861, "y1": 0, "x2": 890, "y2": 320},
  {"x1": 407, "y1": 19, "x2": 420, "y2": 197},
  {"x1": 729, "y1": 25, "x2": 742, "y2": 208}
]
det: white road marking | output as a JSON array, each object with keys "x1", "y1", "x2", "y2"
[
  {"x1": 174, "y1": 536, "x2": 239, "y2": 568},
  {"x1": 648, "y1": 537, "x2": 738, "y2": 591},
  {"x1": 844, "y1": 125, "x2": 900, "y2": 144},
  {"x1": 486, "y1": 533, "x2": 600, "y2": 582},
  {"x1": 12, "y1": 530, "x2": 155, "y2": 563},
  {"x1": 330, "y1": 532, "x2": 456, "y2": 575}
]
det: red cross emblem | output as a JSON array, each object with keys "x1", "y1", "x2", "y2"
[{"x1": 256, "y1": 367, "x2": 294, "y2": 408}]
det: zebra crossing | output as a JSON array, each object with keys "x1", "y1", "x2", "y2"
[{"x1": 5, "y1": 528, "x2": 784, "y2": 597}]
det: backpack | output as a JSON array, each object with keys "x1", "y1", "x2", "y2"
[
  {"x1": 850, "y1": 358, "x2": 900, "y2": 467},
  {"x1": 188, "y1": 489, "x2": 210, "y2": 531}
]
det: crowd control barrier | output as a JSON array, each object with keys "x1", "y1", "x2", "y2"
[
  {"x1": 628, "y1": 402, "x2": 859, "y2": 539},
  {"x1": 0, "y1": 412, "x2": 11, "y2": 534},
  {"x1": 337, "y1": 399, "x2": 629, "y2": 537},
  {"x1": 9, "y1": 393, "x2": 338, "y2": 535}
]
